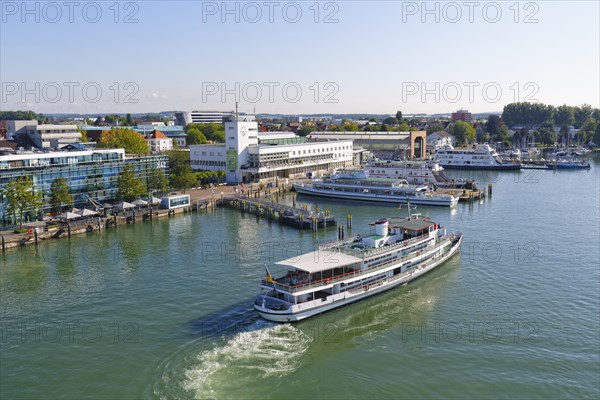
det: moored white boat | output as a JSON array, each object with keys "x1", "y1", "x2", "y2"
[
  {"x1": 294, "y1": 170, "x2": 459, "y2": 207},
  {"x1": 364, "y1": 158, "x2": 477, "y2": 189},
  {"x1": 254, "y1": 213, "x2": 463, "y2": 322},
  {"x1": 434, "y1": 144, "x2": 521, "y2": 170}
]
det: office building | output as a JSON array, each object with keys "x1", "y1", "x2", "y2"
[
  {"x1": 0, "y1": 149, "x2": 168, "y2": 224},
  {"x1": 451, "y1": 109, "x2": 473, "y2": 123},
  {"x1": 190, "y1": 114, "x2": 353, "y2": 184},
  {"x1": 174, "y1": 111, "x2": 232, "y2": 126}
]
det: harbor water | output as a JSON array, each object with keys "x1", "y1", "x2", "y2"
[{"x1": 1, "y1": 155, "x2": 599, "y2": 399}]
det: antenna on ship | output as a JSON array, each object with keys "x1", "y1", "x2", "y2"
[
  {"x1": 399, "y1": 200, "x2": 417, "y2": 220},
  {"x1": 235, "y1": 101, "x2": 239, "y2": 119}
]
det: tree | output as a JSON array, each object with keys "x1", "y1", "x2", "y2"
[
  {"x1": 538, "y1": 129, "x2": 557, "y2": 146},
  {"x1": 502, "y1": 102, "x2": 554, "y2": 128},
  {"x1": 559, "y1": 125, "x2": 571, "y2": 145},
  {"x1": 116, "y1": 164, "x2": 146, "y2": 201},
  {"x1": 165, "y1": 150, "x2": 190, "y2": 172},
  {"x1": 593, "y1": 123, "x2": 600, "y2": 146},
  {"x1": 494, "y1": 125, "x2": 511, "y2": 143},
  {"x1": 573, "y1": 104, "x2": 593, "y2": 128},
  {"x1": 395, "y1": 111, "x2": 403, "y2": 121},
  {"x1": 126, "y1": 113, "x2": 135, "y2": 126},
  {"x1": 555, "y1": 105, "x2": 575, "y2": 127},
  {"x1": 185, "y1": 123, "x2": 226, "y2": 143},
  {"x1": 49, "y1": 177, "x2": 72, "y2": 213},
  {"x1": 2, "y1": 176, "x2": 43, "y2": 229},
  {"x1": 0, "y1": 110, "x2": 40, "y2": 120},
  {"x1": 170, "y1": 165, "x2": 197, "y2": 193},
  {"x1": 486, "y1": 115, "x2": 504, "y2": 135},
  {"x1": 449, "y1": 121, "x2": 476, "y2": 146},
  {"x1": 298, "y1": 125, "x2": 316, "y2": 137},
  {"x1": 147, "y1": 169, "x2": 169, "y2": 197},
  {"x1": 97, "y1": 128, "x2": 149, "y2": 155},
  {"x1": 186, "y1": 128, "x2": 207, "y2": 145},
  {"x1": 398, "y1": 123, "x2": 411, "y2": 132},
  {"x1": 382, "y1": 117, "x2": 398, "y2": 125},
  {"x1": 341, "y1": 122, "x2": 359, "y2": 132},
  {"x1": 426, "y1": 123, "x2": 445, "y2": 135}
]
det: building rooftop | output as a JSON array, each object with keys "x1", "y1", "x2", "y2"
[{"x1": 148, "y1": 129, "x2": 169, "y2": 139}]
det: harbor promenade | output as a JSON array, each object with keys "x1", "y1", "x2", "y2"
[{"x1": 0, "y1": 182, "x2": 297, "y2": 252}]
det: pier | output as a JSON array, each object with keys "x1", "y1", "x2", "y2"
[{"x1": 224, "y1": 195, "x2": 336, "y2": 230}]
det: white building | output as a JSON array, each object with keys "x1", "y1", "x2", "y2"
[
  {"x1": 4, "y1": 120, "x2": 81, "y2": 149},
  {"x1": 5, "y1": 120, "x2": 37, "y2": 136},
  {"x1": 427, "y1": 131, "x2": 454, "y2": 150},
  {"x1": 146, "y1": 129, "x2": 173, "y2": 153},
  {"x1": 175, "y1": 111, "x2": 232, "y2": 126},
  {"x1": 30, "y1": 124, "x2": 81, "y2": 149},
  {"x1": 190, "y1": 114, "x2": 353, "y2": 184}
]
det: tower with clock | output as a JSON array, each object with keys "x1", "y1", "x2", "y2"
[{"x1": 224, "y1": 112, "x2": 258, "y2": 184}]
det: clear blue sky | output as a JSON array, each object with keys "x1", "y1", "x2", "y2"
[{"x1": 1, "y1": 0, "x2": 598, "y2": 115}]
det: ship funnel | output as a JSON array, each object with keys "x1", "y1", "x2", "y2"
[{"x1": 374, "y1": 220, "x2": 389, "y2": 236}]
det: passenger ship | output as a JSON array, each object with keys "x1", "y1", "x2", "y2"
[
  {"x1": 434, "y1": 144, "x2": 521, "y2": 170},
  {"x1": 294, "y1": 170, "x2": 459, "y2": 207},
  {"x1": 254, "y1": 212, "x2": 463, "y2": 322},
  {"x1": 365, "y1": 159, "x2": 477, "y2": 189}
]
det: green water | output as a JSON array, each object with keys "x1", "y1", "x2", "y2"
[{"x1": 1, "y1": 156, "x2": 599, "y2": 399}]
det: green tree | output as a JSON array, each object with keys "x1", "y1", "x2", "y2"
[
  {"x1": 555, "y1": 105, "x2": 575, "y2": 127},
  {"x1": 147, "y1": 169, "x2": 169, "y2": 197},
  {"x1": 593, "y1": 123, "x2": 600, "y2": 146},
  {"x1": 382, "y1": 117, "x2": 399, "y2": 125},
  {"x1": 398, "y1": 123, "x2": 411, "y2": 132},
  {"x1": 186, "y1": 128, "x2": 207, "y2": 145},
  {"x1": 341, "y1": 122, "x2": 359, "y2": 131},
  {"x1": 449, "y1": 121, "x2": 476, "y2": 146},
  {"x1": 165, "y1": 150, "x2": 190, "y2": 172},
  {"x1": 298, "y1": 125, "x2": 316, "y2": 137},
  {"x1": 116, "y1": 164, "x2": 146, "y2": 201},
  {"x1": 126, "y1": 113, "x2": 135, "y2": 126},
  {"x1": 426, "y1": 123, "x2": 445, "y2": 135},
  {"x1": 573, "y1": 104, "x2": 593, "y2": 128},
  {"x1": 185, "y1": 123, "x2": 226, "y2": 143},
  {"x1": 97, "y1": 128, "x2": 149, "y2": 155},
  {"x1": 494, "y1": 125, "x2": 511, "y2": 143},
  {"x1": 579, "y1": 117, "x2": 597, "y2": 144},
  {"x1": 49, "y1": 177, "x2": 72, "y2": 213},
  {"x1": 538, "y1": 129, "x2": 557, "y2": 146},
  {"x1": 559, "y1": 125, "x2": 571, "y2": 145},
  {"x1": 502, "y1": 102, "x2": 554, "y2": 128},
  {"x1": 2, "y1": 176, "x2": 43, "y2": 229},
  {"x1": 170, "y1": 165, "x2": 197, "y2": 193},
  {"x1": 395, "y1": 111, "x2": 403, "y2": 121}
]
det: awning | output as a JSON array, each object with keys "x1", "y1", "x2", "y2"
[
  {"x1": 275, "y1": 250, "x2": 362, "y2": 274},
  {"x1": 57, "y1": 211, "x2": 80, "y2": 220}
]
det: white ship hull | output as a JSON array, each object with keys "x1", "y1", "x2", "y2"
[
  {"x1": 294, "y1": 184, "x2": 458, "y2": 207},
  {"x1": 255, "y1": 235, "x2": 463, "y2": 322}
]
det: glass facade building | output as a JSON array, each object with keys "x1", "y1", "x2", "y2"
[{"x1": 0, "y1": 149, "x2": 168, "y2": 225}]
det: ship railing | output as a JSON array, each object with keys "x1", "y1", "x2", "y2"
[{"x1": 361, "y1": 234, "x2": 432, "y2": 257}]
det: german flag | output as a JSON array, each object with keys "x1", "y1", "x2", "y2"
[{"x1": 265, "y1": 266, "x2": 277, "y2": 284}]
